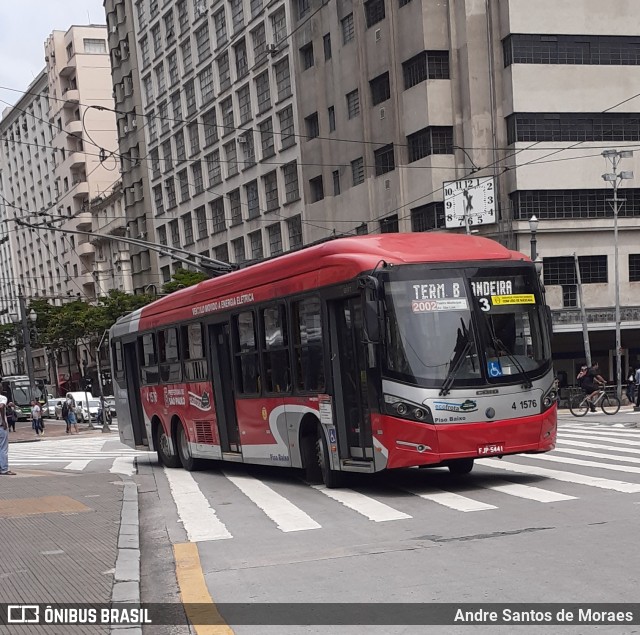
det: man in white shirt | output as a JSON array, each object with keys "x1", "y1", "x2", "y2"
[
  {"x1": 0, "y1": 393, "x2": 15, "y2": 475},
  {"x1": 31, "y1": 400, "x2": 43, "y2": 436}
]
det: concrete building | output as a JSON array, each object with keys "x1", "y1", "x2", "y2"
[
  {"x1": 44, "y1": 24, "x2": 120, "y2": 301},
  {"x1": 104, "y1": 0, "x2": 159, "y2": 294}
]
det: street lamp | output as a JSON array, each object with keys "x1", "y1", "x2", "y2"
[
  {"x1": 528, "y1": 215, "x2": 539, "y2": 261},
  {"x1": 602, "y1": 149, "x2": 634, "y2": 402}
]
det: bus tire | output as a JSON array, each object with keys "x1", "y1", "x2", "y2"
[
  {"x1": 447, "y1": 458, "x2": 474, "y2": 475},
  {"x1": 177, "y1": 424, "x2": 204, "y2": 471},
  {"x1": 316, "y1": 424, "x2": 344, "y2": 489},
  {"x1": 302, "y1": 433, "x2": 322, "y2": 483},
  {"x1": 155, "y1": 424, "x2": 181, "y2": 468}
]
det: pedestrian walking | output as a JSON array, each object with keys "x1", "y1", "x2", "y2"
[
  {"x1": 31, "y1": 399, "x2": 43, "y2": 436},
  {"x1": 6, "y1": 402, "x2": 17, "y2": 432},
  {"x1": 636, "y1": 366, "x2": 640, "y2": 408},
  {"x1": 628, "y1": 369, "x2": 636, "y2": 405},
  {"x1": 0, "y1": 394, "x2": 16, "y2": 475},
  {"x1": 66, "y1": 398, "x2": 79, "y2": 434}
]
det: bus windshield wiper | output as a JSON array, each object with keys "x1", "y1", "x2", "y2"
[
  {"x1": 439, "y1": 320, "x2": 473, "y2": 396},
  {"x1": 486, "y1": 326, "x2": 533, "y2": 389}
]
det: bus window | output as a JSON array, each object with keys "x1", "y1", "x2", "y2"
[
  {"x1": 233, "y1": 312, "x2": 260, "y2": 394},
  {"x1": 262, "y1": 305, "x2": 290, "y2": 393},
  {"x1": 112, "y1": 341, "x2": 125, "y2": 381},
  {"x1": 139, "y1": 333, "x2": 159, "y2": 385},
  {"x1": 182, "y1": 323, "x2": 208, "y2": 381},
  {"x1": 158, "y1": 328, "x2": 183, "y2": 383},
  {"x1": 293, "y1": 297, "x2": 325, "y2": 392}
]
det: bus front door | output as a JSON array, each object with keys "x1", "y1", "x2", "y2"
[
  {"x1": 330, "y1": 297, "x2": 373, "y2": 461},
  {"x1": 209, "y1": 323, "x2": 241, "y2": 455},
  {"x1": 123, "y1": 342, "x2": 148, "y2": 446}
]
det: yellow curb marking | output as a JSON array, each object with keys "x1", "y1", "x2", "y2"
[
  {"x1": 173, "y1": 542, "x2": 234, "y2": 635},
  {"x1": 0, "y1": 495, "x2": 91, "y2": 518}
]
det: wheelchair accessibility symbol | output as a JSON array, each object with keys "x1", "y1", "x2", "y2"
[
  {"x1": 328, "y1": 428, "x2": 336, "y2": 443},
  {"x1": 487, "y1": 361, "x2": 503, "y2": 377}
]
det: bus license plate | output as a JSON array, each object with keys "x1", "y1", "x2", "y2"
[{"x1": 478, "y1": 443, "x2": 504, "y2": 456}]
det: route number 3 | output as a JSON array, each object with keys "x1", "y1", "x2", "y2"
[{"x1": 478, "y1": 298, "x2": 490, "y2": 311}]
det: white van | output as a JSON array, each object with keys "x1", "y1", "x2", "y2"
[{"x1": 66, "y1": 391, "x2": 99, "y2": 423}]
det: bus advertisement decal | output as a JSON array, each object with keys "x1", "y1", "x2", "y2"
[
  {"x1": 491, "y1": 294, "x2": 536, "y2": 306},
  {"x1": 411, "y1": 298, "x2": 468, "y2": 313}
]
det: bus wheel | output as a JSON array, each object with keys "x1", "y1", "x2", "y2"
[
  {"x1": 177, "y1": 425, "x2": 204, "y2": 471},
  {"x1": 316, "y1": 425, "x2": 344, "y2": 489},
  {"x1": 447, "y1": 458, "x2": 474, "y2": 475},
  {"x1": 155, "y1": 425, "x2": 181, "y2": 468}
]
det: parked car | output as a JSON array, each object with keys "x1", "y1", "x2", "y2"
[
  {"x1": 78, "y1": 399, "x2": 101, "y2": 423},
  {"x1": 43, "y1": 399, "x2": 63, "y2": 419}
]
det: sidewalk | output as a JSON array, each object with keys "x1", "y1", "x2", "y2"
[{"x1": 8, "y1": 418, "x2": 115, "y2": 443}]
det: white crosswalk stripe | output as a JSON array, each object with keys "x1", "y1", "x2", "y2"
[
  {"x1": 312, "y1": 485, "x2": 412, "y2": 521},
  {"x1": 476, "y1": 478, "x2": 576, "y2": 503}
]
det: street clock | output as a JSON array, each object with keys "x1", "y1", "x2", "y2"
[{"x1": 443, "y1": 176, "x2": 496, "y2": 229}]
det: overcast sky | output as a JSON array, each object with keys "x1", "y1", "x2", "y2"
[{"x1": 0, "y1": 0, "x2": 106, "y2": 110}]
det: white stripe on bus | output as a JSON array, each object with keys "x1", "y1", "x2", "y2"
[
  {"x1": 164, "y1": 468, "x2": 232, "y2": 542},
  {"x1": 478, "y1": 479, "x2": 576, "y2": 502},
  {"x1": 481, "y1": 458, "x2": 640, "y2": 493},
  {"x1": 312, "y1": 485, "x2": 412, "y2": 522},
  {"x1": 223, "y1": 472, "x2": 321, "y2": 532}
]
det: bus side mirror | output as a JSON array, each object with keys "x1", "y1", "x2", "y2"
[{"x1": 359, "y1": 275, "x2": 381, "y2": 344}]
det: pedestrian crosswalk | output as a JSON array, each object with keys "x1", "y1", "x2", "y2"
[
  {"x1": 153, "y1": 421, "x2": 640, "y2": 541},
  {"x1": 8, "y1": 436, "x2": 150, "y2": 475}
]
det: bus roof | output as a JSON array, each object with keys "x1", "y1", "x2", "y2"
[{"x1": 112, "y1": 233, "x2": 526, "y2": 336}]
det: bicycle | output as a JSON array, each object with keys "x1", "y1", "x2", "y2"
[{"x1": 569, "y1": 385, "x2": 620, "y2": 417}]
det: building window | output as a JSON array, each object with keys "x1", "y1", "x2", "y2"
[
  {"x1": 182, "y1": 213, "x2": 194, "y2": 245},
  {"x1": 142, "y1": 75, "x2": 153, "y2": 107},
  {"x1": 165, "y1": 178, "x2": 177, "y2": 209},
  {"x1": 503, "y1": 34, "x2": 640, "y2": 67},
  {"x1": 155, "y1": 63, "x2": 166, "y2": 95},
  {"x1": 374, "y1": 144, "x2": 395, "y2": 175},
  {"x1": 199, "y1": 65, "x2": 215, "y2": 104},
  {"x1": 169, "y1": 219, "x2": 180, "y2": 247},
  {"x1": 300, "y1": 43, "x2": 314, "y2": 70},
  {"x1": 215, "y1": 243, "x2": 230, "y2": 263},
  {"x1": 380, "y1": 214, "x2": 398, "y2": 233},
  {"x1": 232, "y1": 237, "x2": 246, "y2": 263},
  {"x1": 202, "y1": 108, "x2": 218, "y2": 147},
  {"x1": 177, "y1": 0, "x2": 189, "y2": 32},
  {"x1": 341, "y1": 14, "x2": 354, "y2": 44},
  {"x1": 161, "y1": 139, "x2": 173, "y2": 172},
  {"x1": 323, "y1": 34, "x2": 332, "y2": 60},
  {"x1": 167, "y1": 51, "x2": 179, "y2": 85},
  {"x1": 230, "y1": 0, "x2": 244, "y2": 32},
  {"x1": 234, "y1": 39, "x2": 249, "y2": 78},
  {"x1": 180, "y1": 39, "x2": 193, "y2": 74},
  {"x1": 164, "y1": 12, "x2": 175, "y2": 46},
  {"x1": 151, "y1": 24, "x2": 162, "y2": 57},
  {"x1": 211, "y1": 198, "x2": 226, "y2": 233},
  {"x1": 364, "y1": 0, "x2": 386, "y2": 28},
  {"x1": 509, "y1": 188, "x2": 640, "y2": 220},
  {"x1": 259, "y1": 118, "x2": 275, "y2": 158},
  {"x1": 249, "y1": 230, "x2": 263, "y2": 259},
  {"x1": 255, "y1": 71, "x2": 271, "y2": 113},
  {"x1": 196, "y1": 205, "x2": 208, "y2": 238},
  {"x1": 150, "y1": 148, "x2": 161, "y2": 179},
  {"x1": 274, "y1": 57, "x2": 292, "y2": 100},
  {"x1": 250, "y1": 0, "x2": 263, "y2": 17},
  {"x1": 245, "y1": 180, "x2": 260, "y2": 219},
  {"x1": 140, "y1": 36, "x2": 150, "y2": 67},
  {"x1": 310, "y1": 175, "x2": 324, "y2": 202},
  {"x1": 543, "y1": 255, "x2": 608, "y2": 286},
  {"x1": 278, "y1": 106, "x2": 296, "y2": 149},
  {"x1": 229, "y1": 189, "x2": 242, "y2": 225},
  {"x1": 252, "y1": 23, "x2": 267, "y2": 64},
  {"x1": 287, "y1": 215, "x2": 303, "y2": 249},
  {"x1": 328, "y1": 106, "x2": 336, "y2": 132},
  {"x1": 332, "y1": 170, "x2": 340, "y2": 195},
  {"x1": 192, "y1": 161, "x2": 204, "y2": 194},
  {"x1": 403, "y1": 50, "x2": 450, "y2": 88},
  {"x1": 399, "y1": 0, "x2": 412, "y2": 6},
  {"x1": 175, "y1": 129, "x2": 186, "y2": 162},
  {"x1": 263, "y1": 171, "x2": 279, "y2": 211},
  {"x1": 240, "y1": 130, "x2": 256, "y2": 167},
  {"x1": 188, "y1": 122, "x2": 200, "y2": 155},
  {"x1": 214, "y1": 9, "x2": 228, "y2": 48},
  {"x1": 271, "y1": 7, "x2": 287, "y2": 45},
  {"x1": 206, "y1": 150, "x2": 222, "y2": 185},
  {"x1": 629, "y1": 254, "x2": 640, "y2": 282},
  {"x1": 507, "y1": 112, "x2": 640, "y2": 144},
  {"x1": 153, "y1": 184, "x2": 164, "y2": 215},
  {"x1": 225, "y1": 141, "x2": 238, "y2": 177},
  {"x1": 220, "y1": 96, "x2": 234, "y2": 133},
  {"x1": 178, "y1": 169, "x2": 190, "y2": 201},
  {"x1": 158, "y1": 224, "x2": 167, "y2": 245},
  {"x1": 351, "y1": 157, "x2": 365, "y2": 185},
  {"x1": 237, "y1": 84, "x2": 252, "y2": 123},
  {"x1": 184, "y1": 79, "x2": 197, "y2": 115},
  {"x1": 297, "y1": 0, "x2": 310, "y2": 19},
  {"x1": 159, "y1": 101, "x2": 170, "y2": 134},
  {"x1": 217, "y1": 52, "x2": 231, "y2": 91},
  {"x1": 407, "y1": 126, "x2": 454, "y2": 161},
  {"x1": 195, "y1": 24, "x2": 211, "y2": 62},
  {"x1": 171, "y1": 92, "x2": 183, "y2": 124},
  {"x1": 411, "y1": 202, "x2": 445, "y2": 231},
  {"x1": 346, "y1": 89, "x2": 360, "y2": 119},
  {"x1": 305, "y1": 112, "x2": 319, "y2": 139},
  {"x1": 283, "y1": 161, "x2": 300, "y2": 202},
  {"x1": 267, "y1": 223, "x2": 283, "y2": 255},
  {"x1": 370, "y1": 72, "x2": 390, "y2": 105}
]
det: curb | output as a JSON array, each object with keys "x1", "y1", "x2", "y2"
[{"x1": 111, "y1": 476, "x2": 142, "y2": 635}]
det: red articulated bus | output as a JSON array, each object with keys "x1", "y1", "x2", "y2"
[{"x1": 111, "y1": 233, "x2": 557, "y2": 487}]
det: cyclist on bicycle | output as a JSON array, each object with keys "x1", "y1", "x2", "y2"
[{"x1": 580, "y1": 362, "x2": 607, "y2": 412}]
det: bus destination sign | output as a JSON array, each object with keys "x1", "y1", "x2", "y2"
[{"x1": 411, "y1": 280, "x2": 468, "y2": 313}]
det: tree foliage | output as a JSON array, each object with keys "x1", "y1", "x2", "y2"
[{"x1": 162, "y1": 268, "x2": 208, "y2": 294}]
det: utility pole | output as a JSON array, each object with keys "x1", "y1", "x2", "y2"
[
  {"x1": 602, "y1": 149, "x2": 634, "y2": 402},
  {"x1": 17, "y1": 287, "x2": 35, "y2": 395},
  {"x1": 574, "y1": 253, "x2": 591, "y2": 366},
  {"x1": 96, "y1": 330, "x2": 110, "y2": 433}
]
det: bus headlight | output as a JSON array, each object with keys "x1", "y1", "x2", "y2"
[
  {"x1": 384, "y1": 395, "x2": 433, "y2": 424},
  {"x1": 542, "y1": 385, "x2": 558, "y2": 411}
]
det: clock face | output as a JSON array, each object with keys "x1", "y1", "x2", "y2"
[{"x1": 443, "y1": 176, "x2": 496, "y2": 229}]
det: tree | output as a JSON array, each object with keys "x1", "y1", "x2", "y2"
[{"x1": 162, "y1": 268, "x2": 209, "y2": 294}]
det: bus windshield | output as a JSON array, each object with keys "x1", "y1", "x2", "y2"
[
  {"x1": 11, "y1": 383, "x2": 32, "y2": 406},
  {"x1": 382, "y1": 265, "x2": 550, "y2": 388}
]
